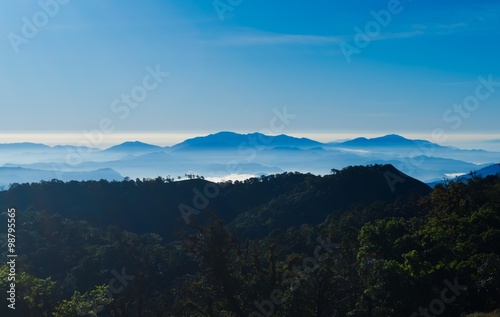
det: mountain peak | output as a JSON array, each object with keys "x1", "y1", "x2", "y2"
[
  {"x1": 104, "y1": 141, "x2": 162, "y2": 152},
  {"x1": 118, "y1": 141, "x2": 153, "y2": 146},
  {"x1": 341, "y1": 134, "x2": 435, "y2": 147},
  {"x1": 0, "y1": 142, "x2": 50, "y2": 150},
  {"x1": 382, "y1": 134, "x2": 407, "y2": 140},
  {"x1": 172, "y1": 131, "x2": 323, "y2": 150}
]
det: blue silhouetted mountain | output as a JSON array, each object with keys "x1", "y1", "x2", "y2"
[
  {"x1": 0, "y1": 142, "x2": 51, "y2": 152},
  {"x1": 0, "y1": 167, "x2": 123, "y2": 188},
  {"x1": 368, "y1": 155, "x2": 490, "y2": 182},
  {"x1": 1, "y1": 133, "x2": 499, "y2": 183},
  {"x1": 340, "y1": 134, "x2": 442, "y2": 148},
  {"x1": 104, "y1": 141, "x2": 164, "y2": 154},
  {"x1": 427, "y1": 163, "x2": 500, "y2": 187},
  {"x1": 472, "y1": 163, "x2": 500, "y2": 177},
  {"x1": 171, "y1": 131, "x2": 323, "y2": 150},
  {"x1": 0, "y1": 143, "x2": 97, "y2": 153}
]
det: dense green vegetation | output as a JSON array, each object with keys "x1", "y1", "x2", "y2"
[
  {"x1": 0, "y1": 164, "x2": 499, "y2": 316},
  {"x1": 0, "y1": 165, "x2": 429, "y2": 242}
]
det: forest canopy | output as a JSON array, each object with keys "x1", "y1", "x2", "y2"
[{"x1": 0, "y1": 165, "x2": 498, "y2": 316}]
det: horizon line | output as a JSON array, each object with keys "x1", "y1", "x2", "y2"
[{"x1": 0, "y1": 132, "x2": 499, "y2": 150}]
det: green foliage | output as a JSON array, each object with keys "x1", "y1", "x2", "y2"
[
  {"x1": 0, "y1": 168, "x2": 498, "y2": 316},
  {"x1": 0, "y1": 165, "x2": 430, "y2": 242},
  {"x1": 53, "y1": 285, "x2": 111, "y2": 317},
  {"x1": 0, "y1": 266, "x2": 56, "y2": 316},
  {"x1": 466, "y1": 311, "x2": 500, "y2": 317}
]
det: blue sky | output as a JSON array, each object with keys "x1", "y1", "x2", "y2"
[{"x1": 1, "y1": 0, "x2": 499, "y2": 147}]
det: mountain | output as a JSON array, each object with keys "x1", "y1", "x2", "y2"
[
  {"x1": 0, "y1": 143, "x2": 98, "y2": 153},
  {"x1": 0, "y1": 167, "x2": 123, "y2": 188},
  {"x1": 1, "y1": 164, "x2": 497, "y2": 316},
  {"x1": 0, "y1": 164, "x2": 430, "y2": 242},
  {"x1": 52, "y1": 145, "x2": 99, "y2": 152},
  {"x1": 229, "y1": 164, "x2": 431, "y2": 238},
  {"x1": 103, "y1": 141, "x2": 164, "y2": 154},
  {"x1": 1, "y1": 133, "x2": 498, "y2": 184},
  {"x1": 368, "y1": 155, "x2": 488, "y2": 182},
  {"x1": 427, "y1": 163, "x2": 500, "y2": 187},
  {"x1": 473, "y1": 163, "x2": 500, "y2": 177},
  {"x1": 340, "y1": 134, "x2": 441, "y2": 148},
  {"x1": 171, "y1": 131, "x2": 323, "y2": 150},
  {"x1": 0, "y1": 142, "x2": 51, "y2": 153},
  {"x1": 335, "y1": 134, "x2": 500, "y2": 168}
]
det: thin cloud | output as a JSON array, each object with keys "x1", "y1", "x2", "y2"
[
  {"x1": 374, "y1": 30, "x2": 425, "y2": 41},
  {"x1": 373, "y1": 23, "x2": 468, "y2": 40},
  {"x1": 208, "y1": 32, "x2": 346, "y2": 46},
  {"x1": 434, "y1": 23, "x2": 468, "y2": 35},
  {"x1": 436, "y1": 23, "x2": 467, "y2": 30},
  {"x1": 372, "y1": 23, "x2": 467, "y2": 41},
  {"x1": 206, "y1": 28, "x2": 428, "y2": 47},
  {"x1": 199, "y1": 29, "x2": 426, "y2": 61},
  {"x1": 200, "y1": 18, "x2": 484, "y2": 48}
]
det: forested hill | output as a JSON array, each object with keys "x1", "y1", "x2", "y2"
[
  {"x1": 0, "y1": 166, "x2": 499, "y2": 316},
  {"x1": 0, "y1": 164, "x2": 430, "y2": 241}
]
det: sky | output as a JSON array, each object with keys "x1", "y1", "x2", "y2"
[{"x1": 1, "y1": 0, "x2": 499, "y2": 148}]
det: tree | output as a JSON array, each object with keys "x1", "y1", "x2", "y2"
[
  {"x1": 53, "y1": 285, "x2": 112, "y2": 317},
  {"x1": 0, "y1": 266, "x2": 56, "y2": 317}
]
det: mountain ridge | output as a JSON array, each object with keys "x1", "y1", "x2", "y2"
[
  {"x1": 0, "y1": 164, "x2": 431, "y2": 241},
  {"x1": 1, "y1": 133, "x2": 498, "y2": 183},
  {"x1": 0, "y1": 166, "x2": 123, "y2": 188},
  {"x1": 0, "y1": 133, "x2": 484, "y2": 152},
  {"x1": 171, "y1": 131, "x2": 323, "y2": 150},
  {"x1": 340, "y1": 134, "x2": 442, "y2": 148},
  {"x1": 104, "y1": 141, "x2": 164, "y2": 153}
]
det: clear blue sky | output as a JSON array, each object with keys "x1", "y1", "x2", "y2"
[{"x1": 1, "y1": 0, "x2": 499, "y2": 146}]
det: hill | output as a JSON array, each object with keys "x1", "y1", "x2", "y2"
[
  {"x1": 0, "y1": 167, "x2": 498, "y2": 316},
  {"x1": 0, "y1": 164, "x2": 430, "y2": 241},
  {"x1": 228, "y1": 164, "x2": 430, "y2": 238}
]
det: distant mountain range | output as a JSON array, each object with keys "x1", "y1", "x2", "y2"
[
  {"x1": 172, "y1": 131, "x2": 323, "y2": 150},
  {"x1": 338, "y1": 134, "x2": 438, "y2": 148},
  {"x1": 0, "y1": 167, "x2": 122, "y2": 188},
  {"x1": 0, "y1": 132, "x2": 498, "y2": 186},
  {"x1": 427, "y1": 163, "x2": 500, "y2": 187},
  {"x1": 104, "y1": 141, "x2": 164, "y2": 154}
]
